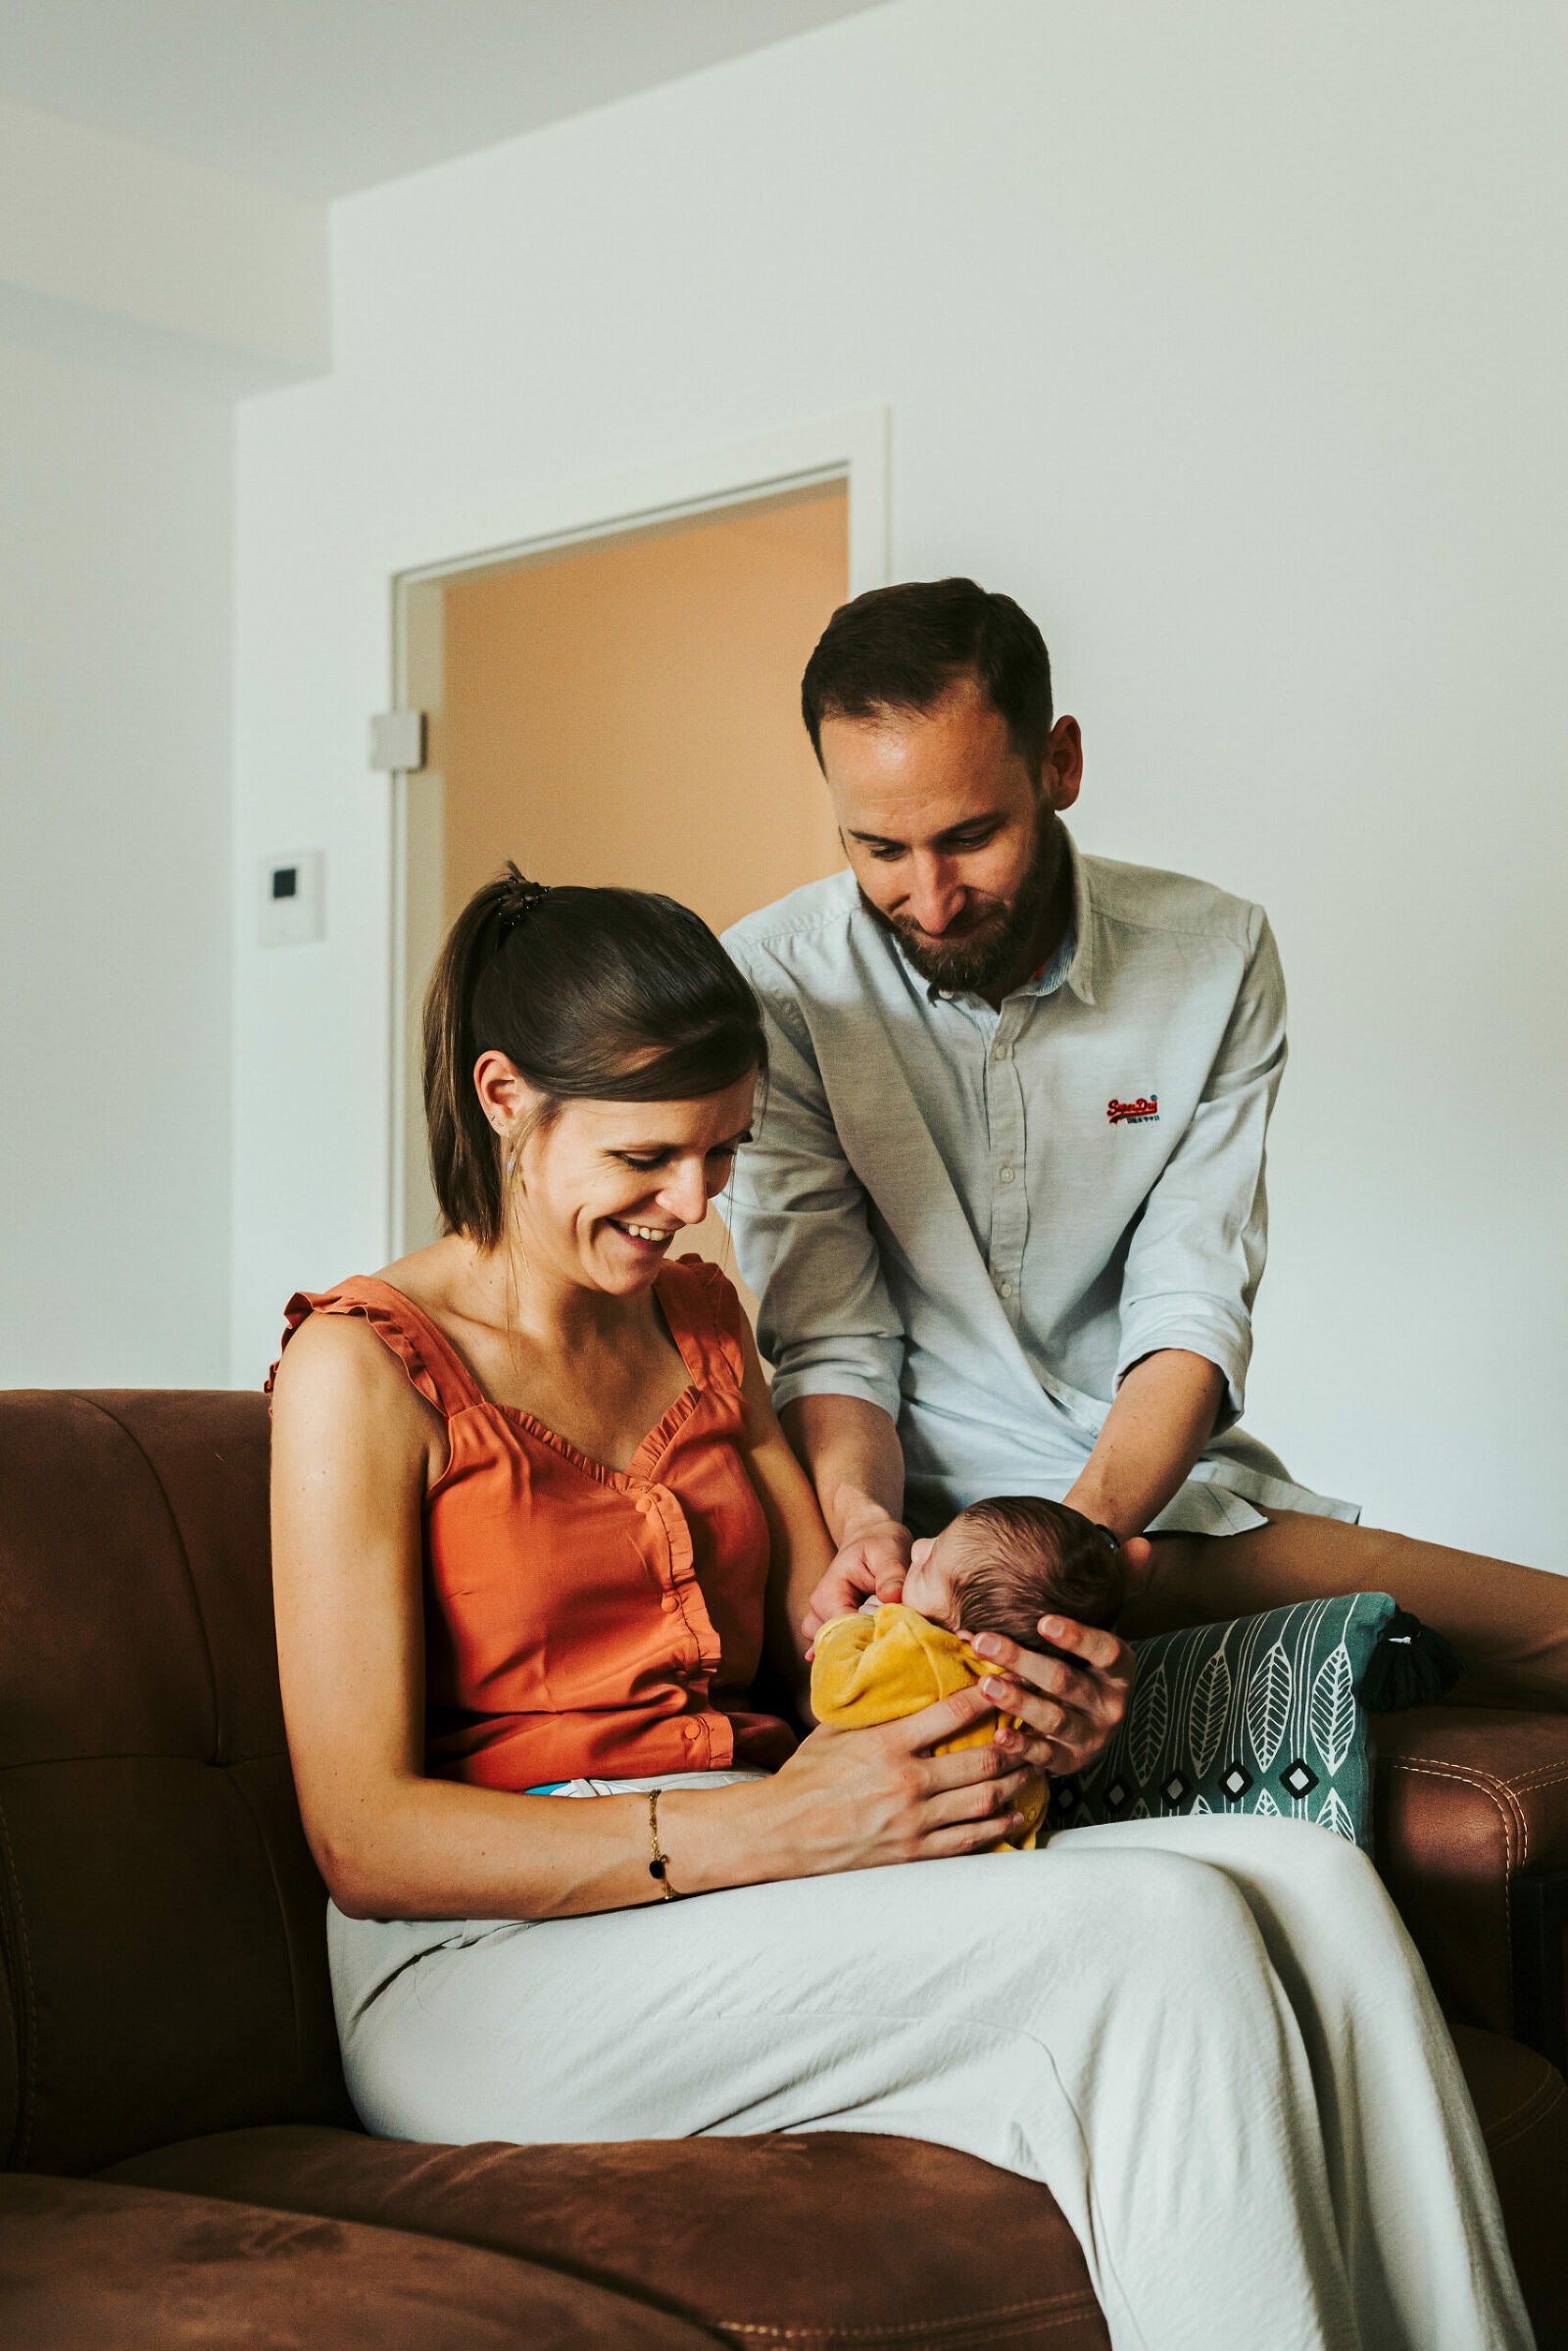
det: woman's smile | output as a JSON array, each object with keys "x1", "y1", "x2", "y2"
[{"x1": 607, "y1": 1217, "x2": 680, "y2": 1253}]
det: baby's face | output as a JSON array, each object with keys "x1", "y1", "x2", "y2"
[{"x1": 901, "y1": 1524, "x2": 969, "y2": 1634}]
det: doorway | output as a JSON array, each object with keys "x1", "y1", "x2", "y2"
[{"x1": 391, "y1": 474, "x2": 851, "y2": 1270}]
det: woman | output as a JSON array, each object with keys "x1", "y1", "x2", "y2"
[{"x1": 270, "y1": 868, "x2": 1530, "y2": 2351}]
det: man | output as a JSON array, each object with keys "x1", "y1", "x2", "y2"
[{"x1": 722, "y1": 578, "x2": 1565, "y2": 1769}]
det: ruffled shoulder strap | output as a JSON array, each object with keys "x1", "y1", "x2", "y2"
[
  {"x1": 267, "y1": 1275, "x2": 484, "y2": 1420},
  {"x1": 662, "y1": 1254, "x2": 751, "y2": 1393}
]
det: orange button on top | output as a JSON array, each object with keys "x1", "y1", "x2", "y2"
[
  {"x1": 660, "y1": 1593, "x2": 680, "y2": 1613},
  {"x1": 680, "y1": 1720, "x2": 701, "y2": 1742}
]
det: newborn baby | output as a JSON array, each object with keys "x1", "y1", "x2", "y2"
[
  {"x1": 905, "y1": 1494, "x2": 1127, "y2": 1656},
  {"x1": 809, "y1": 1496, "x2": 1126, "y2": 1852}
]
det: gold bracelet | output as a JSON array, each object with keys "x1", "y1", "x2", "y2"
[{"x1": 648, "y1": 1789, "x2": 684, "y2": 1900}]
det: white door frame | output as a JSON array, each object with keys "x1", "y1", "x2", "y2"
[{"x1": 385, "y1": 406, "x2": 891, "y2": 1257}]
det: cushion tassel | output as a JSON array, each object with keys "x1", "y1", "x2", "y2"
[{"x1": 1361, "y1": 1609, "x2": 1464, "y2": 1712}]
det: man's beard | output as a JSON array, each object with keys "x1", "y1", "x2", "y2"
[{"x1": 860, "y1": 803, "x2": 1064, "y2": 996}]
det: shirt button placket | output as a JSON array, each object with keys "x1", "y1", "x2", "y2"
[
  {"x1": 643, "y1": 1486, "x2": 693, "y2": 1664},
  {"x1": 642, "y1": 1481, "x2": 714, "y2": 1762},
  {"x1": 988, "y1": 1006, "x2": 1029, "y2": 1318}
]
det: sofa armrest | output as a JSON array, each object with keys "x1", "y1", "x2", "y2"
[
  {"x1": 1513, "y1": 1869, "x2": 1568, "y2": 2077},
  {"x1": 1448, "y1": 2024, "x2": 1568, "y2": 2344},
  {"x1": 1373, "y1": 1706, "x2": 1568, "y2": 2062}
]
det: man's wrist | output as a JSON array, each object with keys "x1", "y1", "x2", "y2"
[{"x1": 1062, "y1": 1482, "x2": 1130, "y2": 1543}]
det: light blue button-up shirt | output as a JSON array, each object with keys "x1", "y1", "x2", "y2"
[{"x1": 722, "y1": 830, "x2": 1356, "y2": 1539}]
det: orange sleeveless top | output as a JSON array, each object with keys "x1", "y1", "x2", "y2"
[{"x1": 271, "y1": 1257, "x2": 796, "y2": 1788}]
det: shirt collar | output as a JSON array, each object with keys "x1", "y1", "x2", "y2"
[
  {"x1": 1018, "y1": 911, "x2": 1078, "y2": 998},
  {"x1": 1060, "y1": 823, "x2": 1096, "y2": 1004}
]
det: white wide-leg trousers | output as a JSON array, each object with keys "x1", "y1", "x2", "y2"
[{"x1": 328, "y1": 1801, "x2": 1532, "y2": 2351}]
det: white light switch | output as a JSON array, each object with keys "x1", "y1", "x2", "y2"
[{"x1": 259, "y1": 851, "x2": 325, "y2": 947}]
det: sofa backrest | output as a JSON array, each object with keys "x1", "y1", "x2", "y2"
[{"x1": 0, "y1": 1391, "x2": 353, "y2": 2175}]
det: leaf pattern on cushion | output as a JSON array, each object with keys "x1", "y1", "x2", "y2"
[
  {"x1": 1245, "y1": 1639, "x2": 1292, "y2": 1772},
  {"x1": 1127, "y1": 1656, "x2": 1169, "y2": 1788},
  {"x1": 1189, "y1": 1641, "x2": 1232, "y2": 1782},
  {"x1": 1308, "y1": 1641, "x2": 1357, "y2": 1776},
  {"x1": 1315, "y1": 1788, "x2": 1357, "y2": 1843},
  {"x1": 1067, "y1": 1593, "x2": 1396, "y2": 1854}
]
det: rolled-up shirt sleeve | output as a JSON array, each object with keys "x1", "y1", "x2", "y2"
[
  {"x1": 723, "y1": 960, "x2": 906, "y2": 1424},
  {"x1": 1114, "y1": 906, "x2": 1287, "y2": 1426}
]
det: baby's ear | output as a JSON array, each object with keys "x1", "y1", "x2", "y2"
[{"x1": 910, "y1": 1537, "x2": 934, "y2": 1566}]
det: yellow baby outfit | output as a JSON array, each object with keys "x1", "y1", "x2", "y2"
[{"x1": 810, "y1": 1603, "x2": 1050, "y2": 1851}]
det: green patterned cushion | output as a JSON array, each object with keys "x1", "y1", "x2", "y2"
[{"x1": 1049, "y1": 1592, "x2": 1399, "y2": 1852}]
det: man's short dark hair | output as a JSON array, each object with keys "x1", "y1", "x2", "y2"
[{"x1": 801, "y1": 578, "x2": 1054, "y2": 774}]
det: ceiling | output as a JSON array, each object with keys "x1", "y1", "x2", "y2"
[{"x1": 0, "y1": 0, "x2": 886, "y2": 199}]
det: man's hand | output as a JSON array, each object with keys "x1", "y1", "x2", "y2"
[
  {"x1": 967, "y1": 1610, "x2": 1138, "y2": 1779},
  {"x1": 801, "y1": 1516, "x2": 912, "y2": 1643}
]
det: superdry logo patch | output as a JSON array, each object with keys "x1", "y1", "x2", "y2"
[{"x1": 1107, "y1": 1096, "x2": 1159, "y2": 1125}]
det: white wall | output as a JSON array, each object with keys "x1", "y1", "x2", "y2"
[
  {"x1": 0, "y1": 337, "x2": 233, "y2": 1385},
  {"x1": 0, "y1": 93, "x2": 329, "y2": 393},
  {"x1": 231, "y1": 0, "x2": 1568, "y2": 1564},
  {"x1": 0, "y1": 99, "x2": 328, "y2": 1390}
]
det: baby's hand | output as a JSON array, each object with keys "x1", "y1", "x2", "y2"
[{"x1": 802, "y1": 1572, "x2": 856, "y2": 1660}]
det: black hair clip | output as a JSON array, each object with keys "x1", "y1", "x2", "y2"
[{"x1": 492, "y1": 869, "x2": 551, "y2": 952}]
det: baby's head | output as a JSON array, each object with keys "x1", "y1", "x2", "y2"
[{"x1": 902, "y1": 1495, "x2": 1125, "y2": 1654}]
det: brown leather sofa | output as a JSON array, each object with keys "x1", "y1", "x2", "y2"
[{"x1": 1, "y1": 1389, "x2": 1565, "y2": 2350}]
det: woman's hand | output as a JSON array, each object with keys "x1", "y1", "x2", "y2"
[
  {"x1": 753, "y1": 1683, "x2": 1037, "y2": 1876},
  {"x1": 965, "y1": 1616, "x2": 1136, "y2": 1779}
]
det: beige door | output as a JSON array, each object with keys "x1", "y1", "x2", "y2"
[{"x1": 395, "y1": 479, "x2": 849, "y2": 1284}]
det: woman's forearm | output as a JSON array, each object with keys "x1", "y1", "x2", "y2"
[
  {"x1": 320, "y1": 1770, "x2": 791, "y2": 1923},
  {"x1": 320, "y1": 1677, "x2": 1046, "y2": 1922}
]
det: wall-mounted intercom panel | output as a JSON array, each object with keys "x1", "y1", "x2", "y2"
[{"x1": 259, "y1": 851, "x2": 325, "y2": 947}]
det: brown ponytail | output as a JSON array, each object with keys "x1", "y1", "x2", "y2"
[{"x1": 421, "y1": 866, "x2": 767, "y2": 1249}]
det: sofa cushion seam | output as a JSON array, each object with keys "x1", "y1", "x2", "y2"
[
  {"x1": 0, "y1": 1792, "x2": 37, "y2": 2166},
  {"x1": 1501, "y1": 1761, "x2": 1568, "y2": 1856},
  {"x1": 1388, "y1": 1758, "x2": 1515, "y2": 1984},
  {"x1": 1482, "y1": 2071, "x2": 1566, "y2": 2151},
  {"x1": 713, "y1": 2298, "x2": 1100, "y2": 2342},
  {"x1": 1387, "y1": 1758, "x2": 1523, "y2": 1861},
  {"x1": 67, "y1": 1395, "x2": 222, "y2": 1760},
  {"x1": 217, "y1": 1762, "x2": 315, "y2": 2091}
]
